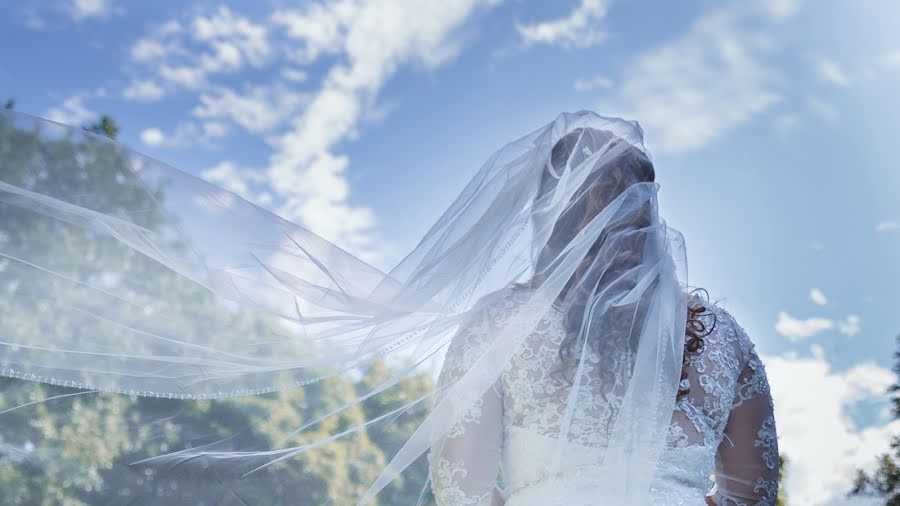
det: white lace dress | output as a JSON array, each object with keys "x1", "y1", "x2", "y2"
[{"x1": 428, "y1": 289, "x2": 779, "y2": 506}]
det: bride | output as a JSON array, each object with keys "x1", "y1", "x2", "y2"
[
  {"x1": 426, "y1": 125, "x2": 779, "y2": 506},
  {"x1": 0, "y1": 109, "x2": 778, "y2": 505}
]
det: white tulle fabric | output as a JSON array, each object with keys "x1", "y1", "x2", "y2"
[
  {"x1": 428, "y1": 290, "x2": 779, "y2": 506},
  {"x1": 0, "y1": 108, "x2": 777, "y2": 504}
]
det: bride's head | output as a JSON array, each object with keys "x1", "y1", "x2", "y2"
[
  {"x1": 533, "y1": 126, "x2": 657, "y2": 302},
  {"x1": 532, "y1": 127, "x2": 714, "y2": 393}
]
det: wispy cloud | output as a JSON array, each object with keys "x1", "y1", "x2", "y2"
[
  {"x1": 139, "y1": 121, "x2": 230, "y2": 149},
  {"x1": 876, "y1": 220, "x2": 899, "y2": 232},
  {"x1": 252, "y1": 0, "x2": 500, "y2": 261},
  {"x1": 117, "y1": 1, "x2": 499, "y2": 263},
  {"x1": 122, "y1": 80, "x2": 165, "y2": 102},
  {"x1": 271, "y1": 1, "x2": 360, "y2": 64},
  {"x1": 573, "y1": 75, "x2": 613, "y2": 91},
  {"x1": 775, "y1": 309, "x2": 862, "y2": 340},
  {"x1": 757, "y1": 0, "x2": 803, "y2": 21},
  {"x1": 201, "y1": 161, "x2": 272, "y2": 207},
  {"x1": 22, "y1": 0, "x2": 120, "y2": 26},
  {"x1": 775, "y1": 311, "x2": 833, "y2": 340},
  {"x1": 815, "y1": 58, "x2": 851, "y2": 87},
  {"x1": 124, "y1": 8, "x2": 271, "y2": 99},
  {"x1": 515, "y1": 0, "x2": 610, "y2": 49},
  {"x1": 44, "y1": 95, "x2": 97, "y2": 126},
  {"x1": 810, "y1": 288, "x2": 827, "y2": 306},
  {"x1": 609, "y1": 2, "x2": 791, "y2": 154},
  {"x1": 192, "y1": 84, "x2": 307, "y2": 134},
  {"x1": 838, "y1": 314, "x2": 861, "y2": 337},
  {"x1": 69, "y1": 0, "x2": 118, "y2": 21},
  {"x1": 280, "y1": 68, "x2": 308, "y2": 83},
  {"x1": 884, "y1": 48, "x2": 900, "y2": 69}
]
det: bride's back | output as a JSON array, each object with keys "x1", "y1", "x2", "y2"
[{"x1": 429, "y1": 286, "x2": 779, "y2": 505}]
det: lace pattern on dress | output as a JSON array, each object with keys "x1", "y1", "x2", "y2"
[
  {"x1": 428, "y1": 289, "x2": 779, "y2": 505},
  {"x1": 430, "y1": 456, "x2": 495, "y2": 506}
]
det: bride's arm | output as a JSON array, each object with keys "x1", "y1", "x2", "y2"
[
  {"x1": 709, "y1": 341, "x2": 780, "y2": 505},
  {"x1": 428, "y1": 309, "x2": 505, "y2": 506}
]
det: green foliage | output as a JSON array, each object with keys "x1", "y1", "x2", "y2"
[
  {"x1": 0, "y1": 112, "x2": 436, "y2": 505},
  {"x1": 851, "y1": 334, "x2": 900, "y2": 504},
  {"x1": 84, "y1": 114, "x2": 119, "y2": 140},
  {"x1": 776, "y1": 454, "x2": 788, "y2": 506},
  {"x1": 3, "y1": 97, "x2": 13, "y2": 110},
  {"x1": 852, "y1": 446, "x2": 900, "y2": 504}
]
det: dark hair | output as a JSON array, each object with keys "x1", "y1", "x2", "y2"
[
  {"x1": 679, "y1": 289, "x2": 717, "y2": 400},
  {"x1": 531, "y1": 127, "x2": 715, "y2": 400}
]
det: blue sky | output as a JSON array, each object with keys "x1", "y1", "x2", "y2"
[{"x1": 2, "y1": 0, "x2": 899, "y2": 503}]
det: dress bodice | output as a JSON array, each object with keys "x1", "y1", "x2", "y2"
[{"x1": 428, "y1": 288, "x2": 779, "y2": 506}]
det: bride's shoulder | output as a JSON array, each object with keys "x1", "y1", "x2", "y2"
[
  {"x1": 694, "y1": 296, "x2": 756, "y2": 365},
  {"x1": 441, "y1": 286, "x2": 525, "y2": 374}
]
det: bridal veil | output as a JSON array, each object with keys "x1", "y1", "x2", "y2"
[{"x1": 0, "y1": 109, "x2": 688, "y2": 504}]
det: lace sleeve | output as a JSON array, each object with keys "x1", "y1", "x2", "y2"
[
  {"x1": 428, "y1": 308, "x2": 505, "y2": 506},
  {"x1": 710, "y1": 329, "x2": 780, "y2": 506}
]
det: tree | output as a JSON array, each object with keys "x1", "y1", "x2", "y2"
[
  {"x1": 3, "y1": 97, "x2": 13, "y2": 110},
  {"x1": 851, "y1": 334, "x2": 900, "y2": 504},
  {"x1": 777, "y1": 454, "x2": 788, "y2": 506},
  {"x1": 83, "y1": 114, "x2": 119, "y2": 140},
  {"x1": 0, "y1": 111, "x2": 435, "y2": 504}
]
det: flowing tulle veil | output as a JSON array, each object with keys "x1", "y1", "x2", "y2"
[{"x1": 0, "y1": 109, "x2": 688, "y2": 504}]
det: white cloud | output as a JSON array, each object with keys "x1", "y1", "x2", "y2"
[
  {"x1": 838, "y1": 314, "x2": 861, "y2": 337},
  {"x1": 516, "y1": 0, "x2": 610, "y2": 49},
  {"x1": 193, "y1": 6, "x2": 271, "y2": 73},
  {"x1": 122, "y1": 80, "x2": 165, "y2": 102},
  {"x1": 202, "y1": 121, "x2": 230, "y2": 139},
  {"x1": 610, "y1": 3, "x2": 788, "y2": 154},
  {"x1": 775, "y1": 311, "x2": 834, "y2": 340},
  {"x1": 573, "y1": 75, "x2": 613, "y2": 91},
  {"x1": 192, "y1": 85, "x2": 307, "y2": 134},
  {"x1": 158, "y1": 65, "x2": 207, "y2": 90},
  {"x1": 126, "y1": 8, "x2": 270, "y2": 98},
  {"x1": 273, "y1": 1, "x2": 361, "y2": 64},
  {"x1": 130, "y1": 22, "x2": 181, "y2": 63},
  {"x1": 44, "y1": 95, "x2": 96, "y2": 126},
  {"x1": 757, "y1": 0, "x2": 803, "y2": 21},
  {"x1": 201, "y1": 161, "x2": 272, "y2": 207},
  {"x1": 69, "y1": 0, "x2": 115, "y2": 21},
  {"x1": 261, "y1": 0, "x2": 499, "y2": 260},
  {"x1": 810, "y1": 288, "x2": 827, "y2": 306},
  {"x1": 884, "y1": 49, "x2": 900, "y2": 69},
  {"x1": 113, "y1": 0, "x2": 510, "y2": 265},
  {"x1": 122, "y1": 1, "x2": 497, "y2": 261},
  {"x1": 816, "y1": 58, "x2": 851, "y2": 86},
  {"x1": 766, "y1": 352, "x2": 899, "y2": 505},
  {"x1": 140, "y1": 128, "x2": 165, "y2": 146},
  {"x1": 876, "y1": 220, "x2": 899, "y2": 232},
  {"x1": 22, "y1": 0, "x2": 121, "y2": 29},
  {"x1": 138, "y1": 121, "x2": 230, "y2": 148},
  {"x1": 775, "y1": 308, "x2": 861, "y2": 340},
  {"x1": 281, "y1": 68, "x2": 309, "y2": 82}
]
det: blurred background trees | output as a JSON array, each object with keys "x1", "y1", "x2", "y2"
[
  {"x1": 0, "y1": 108, "x2": 437, "y2": 505},
  {"x1": 850, "y1": 334, "x2": 900, "y2": 505},
  {"x1": 84, "y1": 115, "x2": 119, "y2": 140}
]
